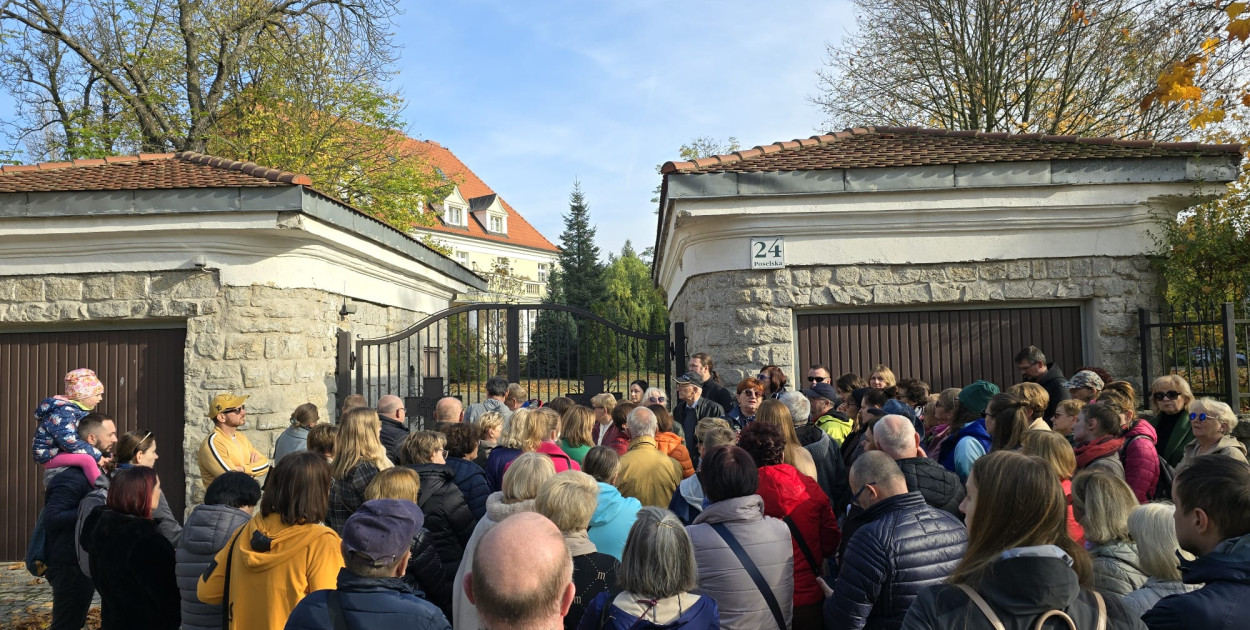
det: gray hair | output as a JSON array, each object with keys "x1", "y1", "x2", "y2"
[
  {"x1": 627, "y1": 407, "x2": 657, "y2": 438},
  {"x1": 874, "y1": 415, "x2": 917, "y2": 459},
  {"x1": 643, "y1": 387, "x2": 667, "y2": 404},
  {"x1": 849, "y1": 450, "x2": 905, "y2": 487},
  {"x1": 779, "y1": 391, "x2": 811, "y2": 426},
  {"x1": 617, "y1": 507, "x2": 697, "y2": 599},
  {"x1": 1191, "y1": 397, "x2": 1239, "y2": 434}
]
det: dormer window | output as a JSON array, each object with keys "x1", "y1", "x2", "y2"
[
  {"x1": 470, "y1": 194, "x2": 508, "y2": 235},
  {"x1": 489, "y1": 215, "x2": 503, "y2": 233},
  {"x1": 447, "y1": 206, "x2": 463, "y2": 226}
]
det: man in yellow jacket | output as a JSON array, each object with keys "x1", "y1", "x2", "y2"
[
  {"x1": 198, "y1": 393, "x2": 270, "y2": 487},
  {"x1": 615, "y1": 407, "x2": 683, "y2": 508}
]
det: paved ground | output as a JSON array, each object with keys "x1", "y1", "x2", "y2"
[{"x1": 0, "y1": 562, "x2": 100, "y2": 629}]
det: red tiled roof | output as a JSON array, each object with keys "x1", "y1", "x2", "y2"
[
  {"x1": 0, "y1": 152, "x2": 312, "y2": 193},
  {"x1": 403, "y1": 139, "x2": 558, "y2": 253},
  {"x1": 661, "y1": 126, "x2": 1245, "y2": 174}
]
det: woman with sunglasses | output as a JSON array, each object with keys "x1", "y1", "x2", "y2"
[
  {"x1": 723, "y1": 378, "x2": 766, "y2": 430},
  {"x1": 1146, "y1": 375, "x2": 1197, "y2": 468},
  {"x1": 757, "y1": 365, "x2": 788, "y2": 399},
  {"x1": 1176, "y1": 398, "x2": 1247, "y2": 472}
]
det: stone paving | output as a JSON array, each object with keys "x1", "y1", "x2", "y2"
[{"x1": 0, "y1": 562, "x2": 99, "y2": 629}]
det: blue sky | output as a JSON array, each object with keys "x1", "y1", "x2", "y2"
[{"x1": 393, "y1": 0, "x2": 853, "y2": 258}]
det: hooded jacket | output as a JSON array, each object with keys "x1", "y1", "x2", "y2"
[
  {"x1": 1142, "y1": 534, "x2": 1250, "y2": 630},
  {"x1": 895, "y1": 457, "x2": 965, "y2": 517},
  {"x1": 197, "y1": 512, "x2": 344, "y2": 630},
  {"x1": 272, "y1": 425, "x2": 310, "y2": 463},
  {"x1": 32, "y1": 396, "x2": 99, "y2": 463},
  {"x1": 687, "y1": 494, "x2": 794, "y2": 630},
  {"x1": 618, "y1": 436, "x2": 684, "y2": 508},
  {"x1": 80, "y1": 508, "x2": 181, "y2": 630},
  {"x1": 1177, "y1": 435, "x2": 1249, "y2": 471},
  {"x1": 1090, "y1": 541, "x2": 1149, "y2": 596},
  {"x1": 902, "y1": 550, "x2": 1145, "y2": 630},
  {"x1": 655, "y1": 431, "x2": 696, "y2": 479},
  {"x1": 756, "y1": 464, "x2": 840, "y2": 607},
  {"x1": 1147, "y1": 410, "x2": 1193, "y2": 469},
  {"x1": 825, "y1": 492, "x2": 967, "y2": 630},
  {"x1": 797, "y1": 427, "x2": 852, "y2": 514},
  {"x1": 1028, "y1": 363, "x2": 1070, "y2": 421},
  {"x1": 446, "y1": 456, "x2": 491, "y2": 520},
  {"x1": 285, "y1": 568, "x2": 450, "y2": 630},
  {"x1": 814, "y1": 413, "x2": 855, "y2": 445},
  {"x1": 938, "y1": 419, "x2": 991, "y2": 481},
  {"x1": 176, "y1": 504, "x2": 251, "y2": 630},
  {"x1": 588, "y1": 482, "x2": 642, "y2": 561},
  {"x1": 452, "y1": 492, "x2": 538, "y2": 630},
  {"x1": 578, "y1": 591, "x2": 720, "y2": 630},
  {"x1": 409, "y1": 463, "x2": 477, "y2": 580},
  {"x1": 1119, "y1": 419, "x2": 1161, "y2": 502}
]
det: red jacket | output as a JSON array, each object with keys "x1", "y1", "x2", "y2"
[
  {"x1": 756, "y1": 464, "x2": 840, "y2": 606},
  {"x1": 1062, "y1": 478, "x2": 1085, "y2": 546},
  {"x1": 654, "y1": 432, "x2": 695, "y2": 479},
  {"x1": 1120, "y1": 419, "x2": 1160, "y2": 503}
]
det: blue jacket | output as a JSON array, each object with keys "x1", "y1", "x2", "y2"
[
  {"x1": 284, "y1": 569, "x2": 450, "y2": 630},
  {"x1": 32, "y1": 396, "x2": 99, "y2": 463},
  {"x1": 825, "y1": 492, "x2": 967, "y2": 630},
  {"x1": 938, "y1": 419, "x2": 991, "y2": 476},
  {"x1": 578, "y1": 591, "x2": 719, "y2": 630},
  {"x1": 446, "y1": 457, "x2": 491, "y2": 521},
  {"x1": 588, "y1": 482, "x2": 642, "y2": 561},
  {"x1": 44, "y1": 467, "x2": 94, "y2": 568},
  {"x1": 485, "y1": 446, "x2": 522, "y2": 492},
  {"x1": 1143, "y1": 534, "x2": 1250, "y2": 630}
]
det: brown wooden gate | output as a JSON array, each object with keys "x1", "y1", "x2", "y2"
[
  {"x1": 797, "y1": 306, "x2": 1084, "y2": 392},
  {"x1": 0, "y1": 327, "x2": 186, "y2": 560}
]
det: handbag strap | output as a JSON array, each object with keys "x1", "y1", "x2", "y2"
[
  {"x1": 955, "y1": 585, "x2": 1005, "y2": 630},
  {"x1": 221, "y1": 529, "x2": 242, "y2": 630},
  {"x1": 782, "y1": 515, "x2": 822, "y2": 578},
  {"x1": 710, "y1": 522, "x2": 786, "y2": 630},
  {"x1": 957, "y1": 584, "x2": 1104, "y2": 630},
  {"x1": 328, "y1": 590, "x2": 351, "y2": 630},
  {"x1": 1092, "y1": 591, "x2": 1106, "y2": 630}
]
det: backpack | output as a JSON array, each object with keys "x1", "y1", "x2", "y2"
[
  {"x1": 25, "y1": 508, "x2": 47, "y2": 577},
  {"x1": 1120, "y1": 434, "x2": 1174, "y2": 501},
  {"x1": 958, "y1": 584, "x2": 1105, "y2": 630}
]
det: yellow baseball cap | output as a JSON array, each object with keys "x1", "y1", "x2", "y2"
[{"x1": 207, "y1": 393, "x2": 249, "y2": 419}]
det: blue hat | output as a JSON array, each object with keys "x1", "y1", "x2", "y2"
[
  {"x1": 881, "y1": 398, "x2": 915, "y2": 420},
  {"x1": 802, "y1": 383, "x2": 840, "y2": 402},
  {"x1": 342, "y1": 499, "x2": 424, "y2": 567}
]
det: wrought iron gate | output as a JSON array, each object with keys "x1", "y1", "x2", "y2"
[{"x1": 346, "y1": 303, "x2": 672, "y2": 425}]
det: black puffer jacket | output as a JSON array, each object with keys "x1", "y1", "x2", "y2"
[
  {"x1": 379, "y1": 416, "x2": 410, "y2": 464},
  {"x1": 81, "y1": 509, "x2": 181, "y2": 630},
  {"x1": 175, "y1": 504, "x2": 251, "y2": 630},
  {"x1": 895, "y1": 457, "x2": 965, "y2": 517},
  {"x1": 1031, "y1": 363, "x2": 1070, "y2": 421},
  {"x1": 825, "y1": 492, "x2": 966, "y2": 630},
  {"x1": 797, "y1": 425, "x2": 851, "y2": 513},
  {"x1": 405, "y1": 526, "x2": 452, "y2": 621},
  {"x1": 446, "y1": 456, "x2": 491, "y2": 521},
  {"x1": 902, "y1": 552, "x2": 1146, "y2": 630},
  {"x1": 408, "y1": 463, "x2": 477, "y2": 581}
]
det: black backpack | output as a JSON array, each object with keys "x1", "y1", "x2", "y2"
[{"x1": 1121, "y1": 434, "x2": 1174, "y2": 501}]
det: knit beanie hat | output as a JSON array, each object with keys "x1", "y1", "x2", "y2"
[
  {"x1": 958, "y1": 380, "x2": 1000, "y2": 415},
  {"x1": 64, "y1": 368, "x2": 104, "y2": 401}
]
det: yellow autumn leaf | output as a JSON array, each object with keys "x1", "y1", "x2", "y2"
[
  {"x1": 1228, "y1": 2, "x2": 1247, "y2": 20},
  {"x1": 1229, "y1": 18, "x2": 1250, "y2": 41},
  {"x1": 1202, "y1": 37, "x2": 1221, "y2": 53}
]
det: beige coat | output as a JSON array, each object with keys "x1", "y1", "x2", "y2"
[
  {"x1": 616, "y1": 435, "x2": 683, "y2": 508},
  {"x1": 1177, "y1": 435, "x2": 1248, "y2": 471}
]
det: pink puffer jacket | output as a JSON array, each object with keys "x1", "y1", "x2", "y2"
[{"x1": 1120, "y1": 419, "x2": 1161, "y2": 503}]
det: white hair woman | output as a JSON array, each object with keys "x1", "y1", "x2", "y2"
[
  {"x1": 644, "y1": 386, "x2": 669, "y2": 407},
  {"x1": 1122, "y1": 503, "x2": 1199, "y2": 618},
  {"x1": 580, "y1": 507, "x2": 718, "y2": 628},
  {"x1": 1178, "y1": 398, "x2": 1248, "y2": 471},
  {"x1": 535, "y1": 471, "x2": 619, "y2": 628},
  {"x1": 1147, "y1": 374, "x2": 1196, "y2": 468}
]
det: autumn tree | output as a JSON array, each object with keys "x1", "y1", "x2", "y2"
[
  {"x1": 815, "y1": 0, "x2": 1207, "y2": 138},
  {"x1": 0, "y1": 0, "x2": 445, "y2": 230}
]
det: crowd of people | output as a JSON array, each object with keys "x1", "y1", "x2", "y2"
[{"x1": 25, "y1": 346, "x2": 1250, "y2": 629}]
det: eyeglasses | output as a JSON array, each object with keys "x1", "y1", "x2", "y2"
[
  {"x1": 648, "y1": 396, "x2": 666, "y2": 403},
  {"x1": 1190, "y1": 412, "x2": 1209, "y2": 422},
  {"x1": 741, "y1": 391, "x2": 762, "y2": 399},
  {"x1": 757, "y1": 374, "x2": 770, "y2": 380},
  {"x1": 1153, "y1": 391, "x2": 1182, "y2": 401},
  {"x1": 807, "y1": 376, "x2": 828, "y2": 383},
  {"x1": 223, "y1": 406, "x2": 245, "y2": 415},
  {"x1": 851, "y1": 482, "x2": 877, "y2": 508}
]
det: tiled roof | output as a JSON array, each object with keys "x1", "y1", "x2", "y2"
[
  {"x1": 661, "y1": 126, "x2": 1245, "y2": 174},
  {"x1": 404, "y1": 139, "x2": 558, "y2": 253},
  {"x1": 0, "y1": 152, "x2": 312, "y2": 192}
]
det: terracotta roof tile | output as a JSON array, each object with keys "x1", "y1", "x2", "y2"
[
  {"x1": 402, "y1": 139, "x2": 558, "y2": 253},
  {"x1": 0, "y1": 152, "x2": 311, "y2": 192},
  {"x1": 660, "y1": 126, "x2": 1245, "y2": 174}
]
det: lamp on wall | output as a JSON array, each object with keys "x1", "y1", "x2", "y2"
[{"x1": 339, "y1": 300, "x2": 358, "y2": 317}]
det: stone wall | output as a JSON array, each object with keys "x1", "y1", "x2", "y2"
[
  {"x1": 670, "y1": 255, "x2": 1159, "y2": 391},
  {"x1": 0, "y1": 269, "x2": 428, "y2": 506}
]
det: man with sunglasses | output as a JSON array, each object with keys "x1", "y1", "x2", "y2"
[{"x1": 197, "y1": 393, "x2": 269, "y2": 487}]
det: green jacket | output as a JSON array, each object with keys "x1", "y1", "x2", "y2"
[
  {"x1": 1148, "y1": 411, "x2": 1193, "y2": 468},
  {"x1": 814, "y1": 414, "x2": 854, "y2": 446}
]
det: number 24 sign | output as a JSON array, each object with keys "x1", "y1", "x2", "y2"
[{"x1": 750, "y1": 237, "x2": 785, "y2": 269}]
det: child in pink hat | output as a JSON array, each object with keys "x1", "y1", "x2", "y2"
[{"x1": 32, "y1": 368, "x2": 107, "y2": 484}]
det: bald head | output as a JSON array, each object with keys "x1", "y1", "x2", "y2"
[
  {"x1": 435, "y1": 397, "x2": 464, "y2": 423},
  {"x1": 467, "y1": 512, "x2": 574, "y2": 629},
  {"x1": 849, "y1": 451, "x2": 908, "y2": 507},
  {"x1": 875, "y1": 414, "x2": 920, "y2": 459},
  {"x1": 377, "y1": 395, "x2": 403, "y2": 421}
]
